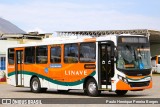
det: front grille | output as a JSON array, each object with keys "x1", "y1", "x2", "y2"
[{"x1": 129, "y1": 81, "x2": 150, "y2": 87}]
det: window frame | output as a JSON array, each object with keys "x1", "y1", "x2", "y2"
[
  {"x1": 50, "y1": 46, "x2": 61, "y2": 63},
  {"x1": 8, "y1": 48, "x2": 15, "y2": 65},
  {"x1": 64, "y1": 43, "x2": 79, "y2": 63},
  {"x1": 24, "y1": 47, "x2": 36, "y2": 64},
  {"x1": 36, "y1": 45, "x2": 48, "y2": 64},
  {"x1": 79, "y1": 42, "x2": 96, "y2": 63}
]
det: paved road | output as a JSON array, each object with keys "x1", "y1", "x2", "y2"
[{"x1": 0, "y1": 75, "x2": 159, "y2": 107}]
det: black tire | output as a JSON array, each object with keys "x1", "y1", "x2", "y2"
[
  {"x1": 30, "y1": 77, "x2": 41, "y2": 93},
  {"x1": 41, "y1": 88, "x2": 47, "y2": 93},
  {"x1": 84, "y1": 89, "x2": 87, "y2": 95},
  {"x1": 85, "y1": 78, "x2": 100, "y2": 97},
  {"x1": 115, "y1": 90, "x2": 128, "y2": 96}
]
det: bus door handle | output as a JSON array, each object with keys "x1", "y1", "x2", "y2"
[
  {"x1": 102, "y1": 60, "x2": 105, "y2": 64},
  {"x1": 102, "y1": 60, "x2": 111, "y2": 64},
  {"x1": 108, "y1": 60, "x2": 111, "y2": 64}
]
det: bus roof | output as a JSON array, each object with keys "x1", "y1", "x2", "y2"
[{"x1": 7, "y1": 34, "x2": 146, "y2": 48}]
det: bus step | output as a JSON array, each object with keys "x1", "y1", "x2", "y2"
[
  {"x1": 101, "y1": 85, "x2": 111, "y2": 89},
  {"x1": 99, "y1": 88, "x2": 111, "y2": 91}
]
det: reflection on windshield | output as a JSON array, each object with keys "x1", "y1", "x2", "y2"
[{"x1": 117, "y1": 44, "x2": 151, "y2": 70}]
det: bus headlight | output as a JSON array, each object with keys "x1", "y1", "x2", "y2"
[
  {"x1": 144, "y1": 77, "x2": 151, "y2": 81},
  {"x1": 118, "y1": 75, "x2": 128, "y2": 84}
]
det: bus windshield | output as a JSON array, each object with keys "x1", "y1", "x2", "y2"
[{"x1": 117, "y1": 38, "x2": 151, "y2": 70}]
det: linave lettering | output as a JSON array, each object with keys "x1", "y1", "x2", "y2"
[{"x1": 65, "y1": 70, "x2": 87, "y2": 75}]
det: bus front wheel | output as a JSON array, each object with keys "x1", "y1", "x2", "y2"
[
  {"x1": 86, "y1": 78, "x2": 100, "y2": 97},
  {"x1": 115, "y1": 90, "x2": 128, "y2": 96},
  {"x1": 31, "y1": 77, "x2": 41, "y2": 93}
]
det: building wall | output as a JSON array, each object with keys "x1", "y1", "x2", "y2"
[
  {"x1": 0, "y1": 40, "x2": 19, "y2": 81},
  {"x1": 150, "y1": 44, "x2": 160, "y2": 56},
  {"x1": 0, "y1": 40, "x2": 19, "y2": 54}
]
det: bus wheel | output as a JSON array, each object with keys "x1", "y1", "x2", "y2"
[
  {"x1": 31, "y1": 77, "x2": 41, "y2": 93},
  {"x1": 41, "y1": 88, "x2": 47, "y2": 93},
  {"x1": 86, "y1": 78, "x2": 100, "y2": 97},
  {"x1": 115, "y1": 90, "x2": 128, "y2": 96}
]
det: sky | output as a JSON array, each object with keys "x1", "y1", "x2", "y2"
[{"x1": 0, "y1": 0, "x2": 160, "y2": 33}]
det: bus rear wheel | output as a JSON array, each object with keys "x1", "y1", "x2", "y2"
[
  {"x1": 31, "y1": 77, "x2": 41, "y2": 93},
  {"x1": 115, "y1": 90, "x2": 128, "y2": 96},
  {"x1": 86, "y1": 78, "x2": 100, "y2": 97}
]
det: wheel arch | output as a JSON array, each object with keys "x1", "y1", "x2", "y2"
[{"x1": 83, "y1": 76, "x2": 97, "y2": 90}]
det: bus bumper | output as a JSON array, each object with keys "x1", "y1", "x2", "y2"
[{"x1": 116, "y1": 80, "x2": 152, "y2": 91}]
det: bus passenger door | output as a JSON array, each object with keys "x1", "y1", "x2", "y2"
[
  {"x1": 15, "y1": 50, "x2": 24, "y2": 86},
  {"x1": 98, "y1": 41, "x2": 114, "y2": 89}
]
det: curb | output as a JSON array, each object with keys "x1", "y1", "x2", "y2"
[{"x1": 0, "y1": 82, "x2": 7, "y2": 84}]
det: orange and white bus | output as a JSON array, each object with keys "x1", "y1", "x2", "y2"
[{"x1": 6, "y1": 34, "x2": 152, "y2": 96}]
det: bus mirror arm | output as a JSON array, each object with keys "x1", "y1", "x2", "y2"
[
  {"x1": 110, "y1": 45, "x2": 116, "y2": 63},
  {"x1": 114, "y1": 46, "x2": 118, "y2": 57}
]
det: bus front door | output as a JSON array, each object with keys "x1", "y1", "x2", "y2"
[
  {"x1": 98, "y1": 41, "x2": 114, "y2": 89},
  {"x1": 15, "y1": 50, "x2": 24, "y2": 86}
]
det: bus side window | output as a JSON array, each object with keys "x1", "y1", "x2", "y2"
[
  {"x1": 8, "y1": 48, "x2": 14, "y2": 65},
  {"x1": 50, "y1": 46, "x2": 61, "y2": 63},
  {"x1": 64, "y1": 44, "x2": 78, "y2": 63},
  {"x1": 24, "y1": 47, "x2": 35, "y2": 64},
  {"x1": 36, "y1": 46, "x2": 48, "y2": 64},
  {"x1": 80, "y1": 42, "x2": 96, "y2": 63}
]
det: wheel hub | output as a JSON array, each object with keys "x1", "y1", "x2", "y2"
[
  {"x1": 88, "y1": 82, "x2": 96, "y2": 94},
  {"x1": 32, "y1": 81, "x2": 38, "y2": 90}
]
